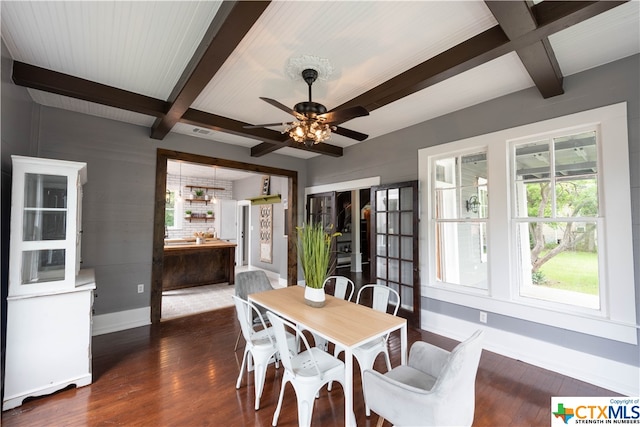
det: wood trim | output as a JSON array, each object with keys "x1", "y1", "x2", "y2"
[
  {"x1": 181, "y1": 109, "x2": 344, "y2": 157},
  {"x1": 12, "y1": 61, "x2": 167, "y2": 117},
  {"x1": 151, "y1": 148, "x2": 298, "y2": 323},
  {"x1": 250, "y1": 140, "x2": 343, "y2": 157},
  {"x1": 151, "y1": 1, "x2": 271, "y2": 139},
  {"x1": 485, "y1": 1, "x2": 564, "y2": 98}
]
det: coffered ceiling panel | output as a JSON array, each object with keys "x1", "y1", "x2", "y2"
[{"x1": 1, "y1": 1, "x2": 221, "y2": 99}]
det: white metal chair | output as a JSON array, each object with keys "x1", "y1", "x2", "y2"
[
  {"x1": 324, "y1": 275, "x2": 355, "y2": 302},
  {"x1": 234, "y1": 270, "x2": 274, "y2": 351},
  {"x1": 330, "y1": 284, "x2": 400, "y2": 409},
  {"x1": 267, "y1": 311, "x2": 346, "y2": 427},
  {"x1": 363, "y1": 330, "x2": 485, "y2": 427},
  {"x1": 313, "y1": 275, "x2": 355, "y2": 351},
  {"x1": 233, "y1": 296, "x2": 293, "y2": 411}
]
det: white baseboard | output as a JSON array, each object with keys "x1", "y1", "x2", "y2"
[
  {"x1": 92, "y1": 307, "x2": 150, "y2": 336},
  {"x1": 422, "y1": 311, "x2": 639, "y2": 396}
]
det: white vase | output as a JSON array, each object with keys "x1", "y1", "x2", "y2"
[{"x1": 304, "y1": 286, "x2": 326, "y2": 308}]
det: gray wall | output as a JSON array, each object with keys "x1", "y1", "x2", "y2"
[
  {"x1": 307, "y1": 54, "x2": 640, "y2": 368},
  {"x1": 1, "y1": 41, "x2": 38, "y2": 382},
  {"x1": 233, "y1": 174, "x2": 288, "y2": 278}
]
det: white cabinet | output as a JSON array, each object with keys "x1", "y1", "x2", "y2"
[{"x1": 3, "y1": 156, "x2": 95, "y2": 411}]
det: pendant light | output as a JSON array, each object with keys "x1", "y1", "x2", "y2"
[{"x1": 176, "y1": 161, "x2": 183, "y2": 203}]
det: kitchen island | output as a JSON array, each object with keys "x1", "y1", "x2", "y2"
[{"x1": 163, "y1": 239, "x2": 236, "y2": 291}]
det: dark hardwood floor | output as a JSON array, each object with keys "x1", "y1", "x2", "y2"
[{"x1": 1, "y1": 302, "x2": 619, "y2": 426}]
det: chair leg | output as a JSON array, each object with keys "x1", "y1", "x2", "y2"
[
  {"x1": 376, "y1": 415, "x2": 385, "y2": 427},
  {"x1": 272, "y1": 378, "x2": 287, "y2": 426},
  {"x1": 296, "y1": 384, "x2": 320, "y2": 427},
  {"x1": 383, "y1": 347, "x2": 392, "y2": 372},
  {"x1": 234, "y1": 330, "x2": 243, "y2": 351},
  {"x1": 236, "y1": 348, "x2": 249, "y2": 389},
  {"x1": 254, "y1": 361, "x2": 266, "y2": 410}
]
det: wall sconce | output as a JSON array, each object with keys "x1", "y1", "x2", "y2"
[{"x1": 466, "y1": 195, "x2": 480, "y2": 213}]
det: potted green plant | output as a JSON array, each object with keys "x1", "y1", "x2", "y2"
[
  {"x1": 297, "y1": 221, "x2": 340, "y2": 307},
  {"x1": 185, "y1": 210, "x2": 192, "y2": 219},
  {"x1": 194, "y1": 189, "x2": 205, "y2": 199},
  {"x1": 206, "y1": 210, "x2": 213, "y2": 219}
]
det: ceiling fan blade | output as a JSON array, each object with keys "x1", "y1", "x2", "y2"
[
  {"x1": 243, "y1": 122, "x2": 291, "y2": 129},
  {"x1": 333, "y1": 126, "x2": 369, "y2": 141},
  {"x1": 259, "y1": 97, "x2": 303, "y2": 119},
  {"x1": 319, "y1": 105, "x2": 369, "y2": 124}
]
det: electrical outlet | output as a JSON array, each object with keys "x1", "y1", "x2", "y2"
[
  {"x1": 137, "y1": 284, "x2": 144, "y2": 294},
  {"x1": 479, "y1": 311, "x2": 487, "y2": 323}
]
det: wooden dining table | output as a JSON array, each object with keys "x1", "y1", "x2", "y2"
[{"x1": 249, "y1": 285, "x2": 407, "y2": 427}]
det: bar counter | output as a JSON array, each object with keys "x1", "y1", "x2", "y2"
[{"x1": 163, "y1": 239, "x2": 236, "y2": 291}]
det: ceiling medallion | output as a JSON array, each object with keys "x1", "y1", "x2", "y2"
[{"x1": 285, "y1": 55, "x2": 334, "y2": 82}]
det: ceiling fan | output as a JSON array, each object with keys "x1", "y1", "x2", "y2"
[{"x1": 245, "y1": 68, "x2": 369, "y2": 148}]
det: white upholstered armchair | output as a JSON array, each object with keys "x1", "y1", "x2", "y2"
[{"x1": 362, "y1": 329, "x2": 484, "y2": 427}]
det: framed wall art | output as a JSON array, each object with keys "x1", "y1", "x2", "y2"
[{"x1": 259, "y1": 204, "x2": 273, "y2": 263}]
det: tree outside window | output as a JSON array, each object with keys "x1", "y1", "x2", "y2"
[{"x1": 513, "y1": 130, "x2": 600, "y2": 309}]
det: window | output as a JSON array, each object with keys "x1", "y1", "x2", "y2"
[
  {"x1": 165, "y1": 190, "x2": 182, "y2": 230},
  {"x1": 419, "y1": 103, "x2": 636, "y2": 344},
  {"x1": 432, "y1": 151, "x2": 488, "y2": 290},
  {"x1": 512, "y1": 130, "x2": 600, "y2": 310}
]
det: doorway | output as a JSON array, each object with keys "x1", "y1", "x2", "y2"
[{"x1": 151, "y1": 149, "x2": 298, "y2": 324}]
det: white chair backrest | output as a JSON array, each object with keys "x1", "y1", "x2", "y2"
[
  {"x1": 266, "y1": 311, "x2": 321, "y2": 378},
  {"x1": 356, "y1": 284, "x2": 400, "y2": 316},
  {"x1": 232, "y1": 295, "x2": 271, "y2": 344},
  {"x1": 323, "y1": 275, "x2": 355, "y2": 301}
]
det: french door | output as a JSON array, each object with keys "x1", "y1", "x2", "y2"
[
  {"x1": 370, "y1": 181, "x2": 420, "y2": 327},
  {"x1": 306, "y1": 191, "x2": 338, "y2": 275}
]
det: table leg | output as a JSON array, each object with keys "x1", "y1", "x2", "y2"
[
  {"x1": 401, "y1": 323, "x2": 408, "y2": 365},
  {"x1": 344, "y1": 347, "x2": 356, "y2": 426}
]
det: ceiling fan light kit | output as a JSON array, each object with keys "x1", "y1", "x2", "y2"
[{"x1": 247, "y1": 57, "x2": 370, "y2": 148}]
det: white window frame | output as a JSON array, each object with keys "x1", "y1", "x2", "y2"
[
  {"x1": 166, "y1": 188, "x2": 183, "y2": 230},
  {"x1": 431, "y1": 148, "x2": 489, "y2": 291},
  {"x1": 510, "y1": 126, "x2": 602, "y2": 314},
  {"x1": 419, "y1": 102, "x2": 636, "y2": 344}
]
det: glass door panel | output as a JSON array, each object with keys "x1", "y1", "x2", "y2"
[{"x1": 371, "y1": 181, "x2": 420, "y2": 327}]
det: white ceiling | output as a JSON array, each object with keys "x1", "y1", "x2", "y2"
[{"x1": 2, "y1": 1, "x2": 639, "y2": 160}]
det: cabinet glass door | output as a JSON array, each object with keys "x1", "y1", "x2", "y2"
[{"x1": 21, "y1": 173, "x2": 68, "y2": 284}]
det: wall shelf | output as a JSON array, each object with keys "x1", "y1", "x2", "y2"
[
  {"x1": 247, "y1": 194, "x2": 282, "y2": 205},
  {"x1": 184, "y1": 197, "x2": 211, "y2": 205},
  {"x1": 184, "y1": 216, "x2": 215, "y2": 223},
  {"x1": 185, "y1": 185, "x2": 225, "y2": 191}
]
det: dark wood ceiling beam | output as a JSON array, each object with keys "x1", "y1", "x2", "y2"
[
  {"x1": 485, "y1": 1, "x2": 563, "y2": 98},
  {"x1": 150, "y1": 1, "x2": 270, "y2": 140},
  {"x1": 333, "y1": 1, "x2": 625, "y2": 113},
  {"x1": 181, "y1": 110, "x2": 343, "y2": 157},
  {"x1": 251, "y1": 140, "x2": 343, "y2": 158},
  {"x1": 11, "y1": 60, "x2": 343, "y2": 157},
  {"x1": 12, "y1": 61, "x2": 167, "y2": 117},
  {"x1": 180, "y1": 109, "x2": 287, "y2": 144}
]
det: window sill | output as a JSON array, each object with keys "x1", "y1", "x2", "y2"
[{"x1": 423, "y1": 284, "x2": 638, "y2": 344}]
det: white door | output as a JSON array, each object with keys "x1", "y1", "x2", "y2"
[{"x1": 219, "y1": 199, "x2": 238, "y2": 240}]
